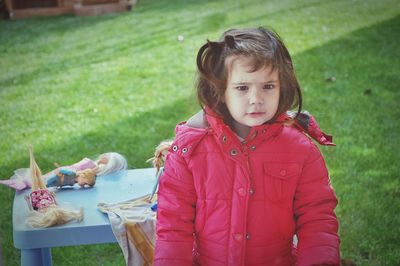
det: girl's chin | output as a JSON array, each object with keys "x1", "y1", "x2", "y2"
[{"x1": 245, "y1": 118, "x2": 271, "y2": 127}]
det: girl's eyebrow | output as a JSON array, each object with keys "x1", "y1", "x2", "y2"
[{"x1": 232, "y1": 80, "x2": 279, "y2": 85}]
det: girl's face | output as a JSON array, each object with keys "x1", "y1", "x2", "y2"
[{"x1": 224, "y1": 56, "x2": 280, "y2": 138}]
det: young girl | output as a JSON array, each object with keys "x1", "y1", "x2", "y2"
[{"x1": 154, "y1": 27, "x2": 340, "y2": 265}]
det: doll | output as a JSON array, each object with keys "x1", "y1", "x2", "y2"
[
  {"x1": 24, "y1": 146, "x2": 84, "y2": 228},
  {"x1": 45, "y1": 168, "x2": 97, "y2": 188},
  {"x1": 1, "y1": 152, "x2": 128, "y2": 190},
  {"x1": 44, "y1": 152, "x2": 127, "y2": 188},
  {"x1": 146, "y1": 140, "x2": 172, "y2": 202},
  {"x1": 147, "y1": 140, "x2": 172, "y2": 176}
]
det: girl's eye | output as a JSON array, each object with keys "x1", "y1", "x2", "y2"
[
  {"x1": 235, "y1": 85, "x2": 248, "y2": 91},
  {"x1": 263, "y1": 84, "x2": 275, "y2": 90}
]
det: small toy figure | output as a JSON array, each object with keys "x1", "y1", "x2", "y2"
[
  {"x1": 147, "y1": 140, "x2": 172, "y2": 202},
  {"x1": 24, "y1": 146, "x2": 83, "y2": 228},
  {"x1": 147, "y1": 140, "x2": 172, "y2": 175},
  {"x1": 44, "y1": 168, "x2": 96, "y2": 188},
  {"x1": 44, "y1": 152, "x2": 127, "y2": 188}
]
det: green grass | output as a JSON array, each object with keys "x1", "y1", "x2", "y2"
[{"x1": 1, "y1": 0, "x2": 399, "y2": 265}]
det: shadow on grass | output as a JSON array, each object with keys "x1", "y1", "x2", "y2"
[
  {"x1": 293, "y1": 15, "x2": 400, "y2": 264},
  {"x1": 1, "y1": 14, "x2": 400, "y2": 266}
]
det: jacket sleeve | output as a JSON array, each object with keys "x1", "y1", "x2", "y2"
[
  {"x1": 154, "y1": 145, "x2": 196, "y2": 266},
  {"x1": 294, "y1": 141, "x2": 340, "y2": 266}
]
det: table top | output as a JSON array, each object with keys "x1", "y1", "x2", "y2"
[{"x1": 13, "y1": 168, "x2": 157, "y2": 249}]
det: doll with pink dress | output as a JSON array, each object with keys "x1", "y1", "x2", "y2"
[{"x1": 24, "y1": 146, "x2": 84, "y2": 227}]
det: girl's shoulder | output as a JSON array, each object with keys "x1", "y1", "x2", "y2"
[
  {"x1": 169, "y1": 110, "x2": 210, "y2": 158},
  {"x1": 273, "y1": 113, "x2": 335, "y2": 161},
  {"x1": 278, "y1": 112, "x2": 335, "y2": 148},
  {"x1": 278, "y1": 125, "x2": 318, "y2": 150}
]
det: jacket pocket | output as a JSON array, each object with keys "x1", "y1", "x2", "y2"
[{"x1": 263, "y1": 162, "x2": 301, "y2": 206}]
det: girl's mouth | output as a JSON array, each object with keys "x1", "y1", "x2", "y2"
[{"x1": 247, "y1": 112, "x2": 265, "y2": 117}]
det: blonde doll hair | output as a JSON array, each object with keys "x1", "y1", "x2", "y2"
[
  {"x1": 147, "y1": 140, "x2": 172, "y2": 174},
  {"x1": 26, "y1": 146, "x2": 84, "y2": 228},
  {"x1": 76, "y1": 168, "x2": 97, "y2": 187},
  {"x1": 29, "y1": 145, "x2": 45, "y2": 191},
  {"x1": 27, "y1": 207, "x2": 83, "y2": 228},
  {"x1": 95, "y1": 152, "x2": 127, "y2": 176}
]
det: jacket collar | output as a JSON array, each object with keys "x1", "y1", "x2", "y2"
[
  {"x1": 204, "y1": 106, "x2": 285, "y2": 147},
  {"x1": 203, "y1": 107, "x2": 335, "y2": 146}
]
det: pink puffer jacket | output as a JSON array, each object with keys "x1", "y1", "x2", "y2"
[{"x1": 155, "y1": 109, "x2": 340, "y2": 266}]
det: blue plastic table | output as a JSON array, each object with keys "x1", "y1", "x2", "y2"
[{"x1": 12, "y1": 168, "x2": 157, "y2": 266}]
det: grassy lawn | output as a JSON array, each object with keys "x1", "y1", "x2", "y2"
[{"x1": 0, "y1": 0, "x2": 399, "y2": 265}]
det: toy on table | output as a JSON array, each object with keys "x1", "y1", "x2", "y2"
[
  {"x1": 147, "y1": 140, "x2": 171, "y2": 175},
  {"x1": 24, "y1": 146, "x2": 84, "y2": 228},
  {"x1": 45, "y1": 168, "x2": 97, "y2": 188},
  {"x1": 146, "y1": 140, "x2": 172, "y2": 203},
  {"x1": 45, "y1": 152, "x2": 127, "y2": 188},
  {"x1": 0, "y1": 152, "x2": 128, "y2": 190}
]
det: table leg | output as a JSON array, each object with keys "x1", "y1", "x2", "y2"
[
  {"x1": 21, "y1": 248, "x2": 52, "y2": 266},
  {"x1": 42, "y1": 248, "x2": 52, "y2": 266}
]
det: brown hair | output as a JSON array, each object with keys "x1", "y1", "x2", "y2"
[{"x1": 196, "y1": 27, "x2": 302, "y2": 123}]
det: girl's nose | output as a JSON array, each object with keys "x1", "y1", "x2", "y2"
[{"x1": 249, "y1": 88, "x2": 263, "y2": 105}]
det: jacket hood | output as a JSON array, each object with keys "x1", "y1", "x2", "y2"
[
  {"x1": 203, "y1": 107, "x2": 335, "y2": 146},
  {"x1": 171, "y1": 108, "x2": 335, "y2": 158}
]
